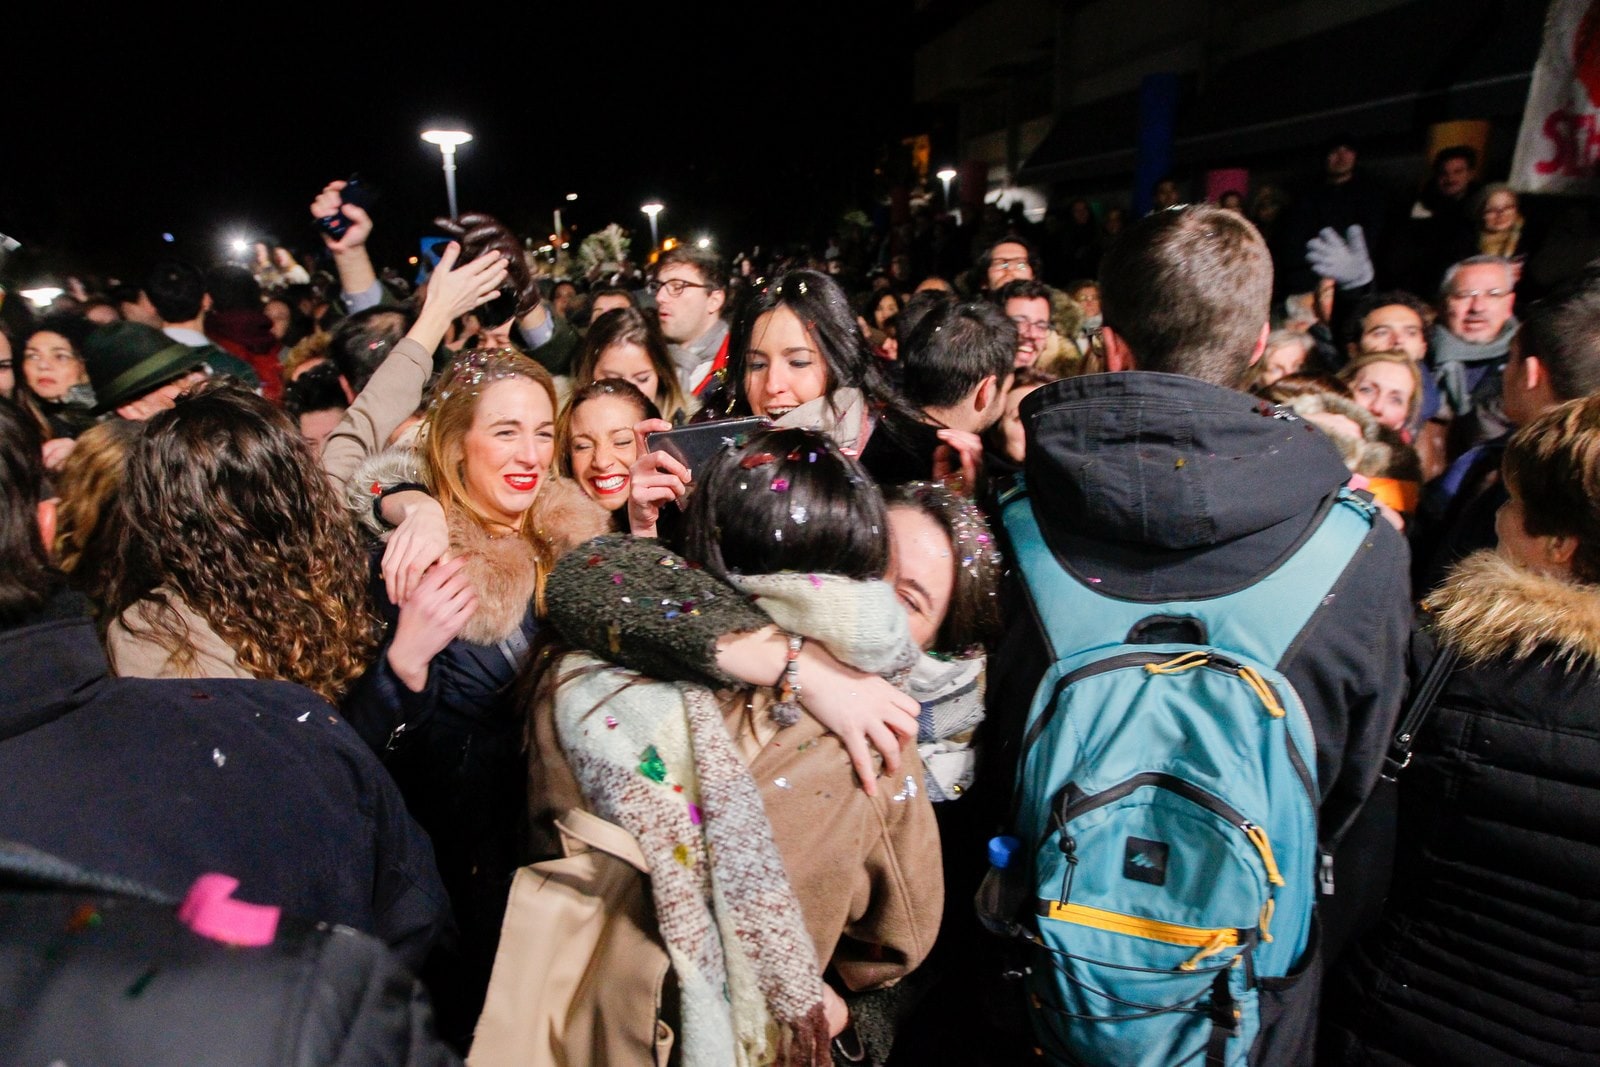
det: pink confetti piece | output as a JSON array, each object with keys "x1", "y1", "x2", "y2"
[
  {"x1": 178, "y1": 874, "x2": 279, "y2": 947},
  {"x1": 687, "y1": 803, "x2": 702, "y2": 825}
]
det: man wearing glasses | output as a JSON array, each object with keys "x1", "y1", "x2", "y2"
[
  {"x1": 648, "y1": 246, "x2": 729, "y2": 395},
  {"x1": 977, "y1": 236, "x2": 1041, "y2": 294},
  {"x1": 1431, "y1": 255, "x2": 1519, "y2": 455},
  {"x1": 997, "y1": 279, "x2": 1055, "y2": 369}
]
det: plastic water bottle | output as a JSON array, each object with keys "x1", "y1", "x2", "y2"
[{"x1": 975, "y1": 834, "x2": 1026, "y2": 938}]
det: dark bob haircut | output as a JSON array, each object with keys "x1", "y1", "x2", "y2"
[{"x1": 684, "y1": 426, "x2": 887, "y2": 582}]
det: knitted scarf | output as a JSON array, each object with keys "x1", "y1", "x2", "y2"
[
  {"x1": 1430, "y1": 319, "x2": 1517, "y2": 418},
  {"x1": 554, "y1": 574, "x2": 916, "y2": 1067}
]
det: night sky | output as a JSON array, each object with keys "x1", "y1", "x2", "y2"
[{"x1": 4, "y1": 5, "x2": 915, "y2": 287}]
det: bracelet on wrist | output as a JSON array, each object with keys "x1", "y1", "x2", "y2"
[
  {"x1": 770, "y1": 634, "x2": 804, "y2": 727},
  {"x1": 372, "y1": 481, "x2": 430, "y2": 528}
]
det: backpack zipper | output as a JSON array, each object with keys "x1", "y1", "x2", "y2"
[
  {"x1": 1038, "y1": 901, "x2": 1244, "y2": 971},
  {"x1": 1050, "y1": 772, "x2": 1285, "y2": 893}
]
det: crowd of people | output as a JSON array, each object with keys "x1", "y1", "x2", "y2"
[{"x1": 2, "y1": 138, "x2": 1598, "y2": 1067}]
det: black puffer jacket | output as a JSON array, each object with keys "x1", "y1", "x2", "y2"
[
  {"x1": 0, "y1": 843, "x2": 458, "y2": 1066},
  {"x1": 1322, "y1": 552, "x2": 1600, "y2": 1066}
]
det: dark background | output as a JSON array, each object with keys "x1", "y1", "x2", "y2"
[{"x1": 1, "y1": 5, "x2": 917, "y2": 284}]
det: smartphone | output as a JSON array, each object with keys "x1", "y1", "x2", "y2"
[
  {"x1": 316, "y1": 176, "x2": 379, "y2": 241},
  {"x1": 646, "y1": 417, "x2": 771, "y2": 474}
]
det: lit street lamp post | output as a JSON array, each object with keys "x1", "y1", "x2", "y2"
[
  {"x1": 641, "y1": 201, "x2": 664, "y2": 250},
  {"x1": 936, "y1": 168, "x2": 957, "y2": 212},
  {"x1": 421, "y1": 129, "x2": 474, "y2": 219}
]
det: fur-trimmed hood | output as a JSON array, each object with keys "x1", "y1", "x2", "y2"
[
  {"x1": 1429, "y1": 551, "x2": 1600, "y2": 669},
  {"x1": 347, "y1": 445, "x2": 612, "y2": 644},
  {"x1": 1279, "y1": 390, "x2": 1417, "y2": 480}
]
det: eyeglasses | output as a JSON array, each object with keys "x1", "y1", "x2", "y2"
[
  {"x1": 647, "y1": 278, "x2": 714, "y2": 298},
  {"x1": 1008, "y1": 315, "x2": 1054, "y2": 336},
  {"x1": 1446, "y1": 288, "x2": 1511, "y2": 301},
  {"x1": 990, "y1": 258, "x2": 1030, "y2": 274}
]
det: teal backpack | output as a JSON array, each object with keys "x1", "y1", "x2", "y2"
[{"x1": 980, "y1": 480, "x2": 1377, "y2": 1067}]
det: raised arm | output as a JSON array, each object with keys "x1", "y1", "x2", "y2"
[{"x1": 321, "y1": 242, "x2": 507, "y2": 491}]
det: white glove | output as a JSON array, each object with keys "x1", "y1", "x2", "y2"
[{"x1": 1305, "y1": 224, "x2": 1374, "y2": 290}]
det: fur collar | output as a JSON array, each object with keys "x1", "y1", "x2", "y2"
[
  {"x1": 453, "y1": 475, "x2": 612, "y2": 644},
  {"x1": 1429, "y1": 552, "x2": 1600, "y2": 668},
  {"x1": 346, "y1": 445, "x2": 611, "y2": 643},
  {"x1": 450, "y1": 512, "x2": 539, "y2": 645}
]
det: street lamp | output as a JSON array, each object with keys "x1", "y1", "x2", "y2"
[
  {"x1": 936, "y1": 168, "x2": 957, "y2": 212},
  {"x1": 421, "y1": 129, "x2": 474, "y2": 218},
  {"x1": 640, "y1": 202, "x2": 664, "y2": 249}
]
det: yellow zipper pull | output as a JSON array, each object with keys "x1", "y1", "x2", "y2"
[
  {"x1": 1179, "y1": 929, "x2": 1233, "y2": 971},
  {"x1": 1259, "y1": 898, "x2": 1275, "y2": 943},
  {"x1": 1238, "y1": 666, "x2": 1286, "y2": 717},
  {"x1": 1145, "y1": 650, "x2": 1210, "y2": 675},
  {"x1": 1243, "y1": 823, "x2": 1286, "y2": 887}
]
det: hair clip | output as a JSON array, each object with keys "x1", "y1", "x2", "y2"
[{"x1": 739, "y1": 451, "x2": 778, "y2": 469}]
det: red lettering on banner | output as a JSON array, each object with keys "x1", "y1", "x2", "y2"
[{"x1": 1536, "y1": 108, "x2": 1600, "y2": 177}]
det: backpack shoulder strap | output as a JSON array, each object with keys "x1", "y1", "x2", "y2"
[{"x1": 1002, "y1": 481, "x2": 1378, "y2": 666}]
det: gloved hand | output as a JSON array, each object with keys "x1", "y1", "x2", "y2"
[{"x1": 1305, "y1": 224, "x2": 1374, "y2": 290}]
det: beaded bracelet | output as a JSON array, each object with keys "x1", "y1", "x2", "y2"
[{"x1": 770, "y1": 634, "x2": 804, "y2": 727}]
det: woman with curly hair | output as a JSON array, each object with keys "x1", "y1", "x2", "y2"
[{"x1": 104, "y1": 381, "x2": 379, "y2": 705}]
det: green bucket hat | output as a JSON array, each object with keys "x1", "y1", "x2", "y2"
[{"x1": 82, "y1": 322, "x2": 209, "y2": 414}]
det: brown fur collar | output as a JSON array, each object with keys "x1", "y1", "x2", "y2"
[
  {"x1": 1429, "y1": 551, "x2": 1600, "y2": 669},
  {"x1": 451, "y1": 475, "x2": 612, "y2": 645}
]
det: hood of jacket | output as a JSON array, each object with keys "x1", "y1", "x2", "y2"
[
  {"x1": 1430, "y1": 551, "x2": 1600, "y2": 669},
  {"x1": 1020, "y1": 372, "x2": 1352, "y2": 599}
]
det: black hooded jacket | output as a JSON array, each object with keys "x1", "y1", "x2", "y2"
[
  {"x1": 977, "y1": 372, "x2": 1412, "y2": 1062},
  {"x1": 0, "y1": 590, "x2": 450, "y2": 973}
]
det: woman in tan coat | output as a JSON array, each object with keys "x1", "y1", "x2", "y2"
[{"x1": 512, "y1": 428, "x2": 942, "y2": 1067}]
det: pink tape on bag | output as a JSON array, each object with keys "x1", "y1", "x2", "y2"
[{"x1": 177, "y1": 874, "x2": 280, "y2": 947}]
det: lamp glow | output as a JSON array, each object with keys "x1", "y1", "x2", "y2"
[{"x1": 421, "y1": 129, "x2": 474, "y2": 217}]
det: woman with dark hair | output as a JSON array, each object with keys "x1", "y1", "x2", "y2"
[
  {"x1": 858, "y1": 289, "x2": 903, "y2": 355},
  {"x1": 553, "y1": 378, "x2": 659, "y2": 526},
  {"x1": 709, "y1": 268, "x2": 896, "y2": 447},
  {"x1": 629, "y1": 269, "x2": 905, "y2": 537},
  {"x1": 1323, "y1": 394, "x2": 1600, "y2": 1064},
  {"x1": 103, "y1": 381, "x2": 380, "y2": 706},
  {"x1": 17, "y1": 317, "x2": 97, "y2": 448},
  {"x1": 572, "y1": 306, "x2": 689, "y2": 423},
  {"x1": 520, "y1": 428, "x2": 940, "y2": 1065}
]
